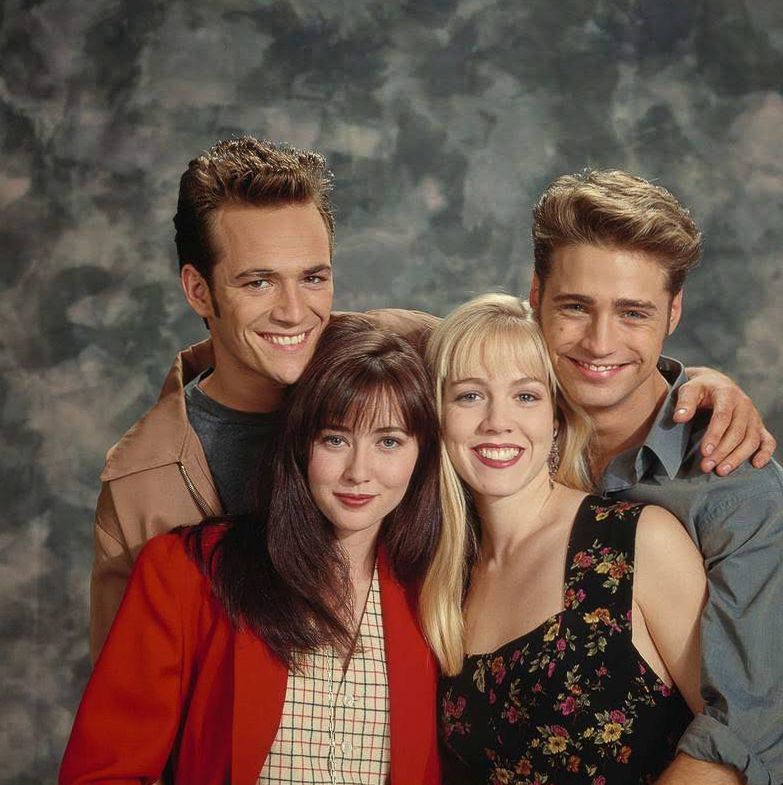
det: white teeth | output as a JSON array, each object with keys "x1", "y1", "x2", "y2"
[
  {"x1": 578, "y1": 361, "x2": 620, "y2": 372},
  {"x1": 265, "y1": 332, "x2": 307, "y2": 346},
  {"x1": 477, "y1": 447, "x2": 520, "y2": 461}
]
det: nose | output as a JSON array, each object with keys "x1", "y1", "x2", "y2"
[
  {"x1": 479, "y1": 398, "x2": 513, "y2": 434},
  {"x1": 342, "y1": 444, "x2": 371, "y2": 485},
  {"x1": 270, "y1": 281, "x2": 306, "y2": 326},
  {"x1": 579, "y1": 313, "x2": 615, "y2": 358}
]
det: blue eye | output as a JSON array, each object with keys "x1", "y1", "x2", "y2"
[
  {"x1": 455, "y1": 391, "x2": 481, "y2": 402},
  {"x1": 379, "y1": 437, "x2": 401, "y2": 449},
  {"x1": 517, "y1": 392, "x2": 540, "y2": 403}
]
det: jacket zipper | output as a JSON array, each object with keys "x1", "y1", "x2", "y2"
[{"x1": 177, "y1": 461, "x2": 213, "y2": 518}]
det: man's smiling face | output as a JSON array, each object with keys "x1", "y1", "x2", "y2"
[
  {"x1": 531, "y1": 243, "x2": 681, "y2": 416},
  {"x1": 186, "y1": 202, "x2": 334, "y2": 395}
]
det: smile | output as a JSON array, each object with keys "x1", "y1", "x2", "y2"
[
  {"x1": 569, "y1": 358, "x2": 627, "y2": 378},
  {"x1": 333, "y1": 492, "x2": 377, "y2": 508},
  {"x1": 472, "y1": 444, "x2": 523, "y2": 468},
  {"x1": 259, "y1": 330, "x2": 310, "y2": 348}
]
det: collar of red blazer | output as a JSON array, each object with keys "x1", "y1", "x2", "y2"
[{"x1": 231, "y1": 549, "x2": 436, "y2": 784}]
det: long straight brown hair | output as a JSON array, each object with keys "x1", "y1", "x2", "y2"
[{"x1": 185, "y1": 315, "x2": 441, "y2": 667}]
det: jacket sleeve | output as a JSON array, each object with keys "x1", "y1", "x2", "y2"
[
  {"x1": 677, "y1": 484, "x2": 783, "y2": 785},
  {"x1": 61, "y1": 536, "x2": 191, "y2": 785},
  {"x1": 90, "y1": 482, "x2": 134, "y2": 663}
]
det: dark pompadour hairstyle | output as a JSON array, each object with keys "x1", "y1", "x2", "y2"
[{"x1": 174, "y1": 136, "x2": 335, "y2": 281}]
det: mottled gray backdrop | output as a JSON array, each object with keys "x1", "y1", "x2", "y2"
[{"x1": 2, "y1": 0, "x2": 782, "y2": 780}]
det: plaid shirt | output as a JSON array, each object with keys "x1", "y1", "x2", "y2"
[{"x1": 259, "y1": 566, "x2": 391, "y2": 784}]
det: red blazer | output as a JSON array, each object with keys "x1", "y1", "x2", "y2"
[{"x1": 60, "y1": 534, "x2": 441, "y2": 784}]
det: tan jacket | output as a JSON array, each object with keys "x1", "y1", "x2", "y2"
[{"x1": 90, "y1": 309, "x2": 437, "y2": 661}]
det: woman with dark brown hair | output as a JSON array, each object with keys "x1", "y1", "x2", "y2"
[{"x1": 60, "y1": 315, "x2": 442, "y2": 785}]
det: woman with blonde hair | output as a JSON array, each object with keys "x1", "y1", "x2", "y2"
[{"x1": 422, "y1": 293, "x2": 707, "y2": 784}]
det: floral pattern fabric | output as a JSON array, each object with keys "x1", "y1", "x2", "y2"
[{"x1": 439, "y1": 496, "x2": 692, "y2": 785}]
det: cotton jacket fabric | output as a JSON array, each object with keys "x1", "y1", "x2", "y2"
[
  {"x1": 90, "y1": 309, "x2": 438, "y2": 662},
  {"x1": 62, "y1": 534, "x2": 441, "y2": 785}
]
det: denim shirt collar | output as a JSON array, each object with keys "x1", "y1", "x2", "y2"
[{"x1": 600, "y1": 356, "x2": 693, "y2": 493}]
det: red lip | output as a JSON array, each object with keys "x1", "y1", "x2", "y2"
[
  {"x1": 471, "y1": 444, "x2": 524, "y2": 469},
  {"x1": 333, "y1": 493, "x2": 376, "y2": 508}
]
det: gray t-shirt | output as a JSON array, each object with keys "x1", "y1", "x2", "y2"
[{"x1": 184, "y1": 370, "x2": 279, "y2": 515}]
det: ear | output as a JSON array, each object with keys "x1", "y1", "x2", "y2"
[
  {"x1": 529, "y1": 273, "x2": 542, "y2": 310},
  {"x1": 181, "y1": 264, "x2": 217, "y2": 320},
  {"x1": 667, "y1": 290, "x2": 683, "y2": 335}
]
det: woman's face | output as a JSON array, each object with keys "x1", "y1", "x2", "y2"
[
  {"x1": 442, "y1": 363, "x2": 556, "y2": 501},
  {"x1": 308, "y1": 404, "x2": 420, "y2": 543}
]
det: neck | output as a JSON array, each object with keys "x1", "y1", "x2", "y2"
[
  {"x1": 588, "y1": 370, "x2": 669, "y2": 478},
  {"x1": 475, "y1": 470, "x2": 557, "y2": 563},
  {"x1": 200, "y1": 357, "x2": 284, "y2": 413},
  {"x1": 337, "y1": 526, "x2": 379, "y2": 587}
]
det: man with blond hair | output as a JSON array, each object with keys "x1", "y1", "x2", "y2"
[{"x1": 529, "y1": 169, "x2": 782, "y2": 785}]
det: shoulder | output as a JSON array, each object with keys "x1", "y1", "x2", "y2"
[
  {"x1": 635, "y1": 504, "x2": 699, "y2": 557},
  {"x1": 136, "y1": 531, "x2": 195, "y2": 573},
  {"x1": 679, "y1": 456, "x2": 783, "y2": 541},
  {"x1": 100, "y1": 341, "x2": 213, "y2": 483},
  {"x1": 360, "y1": 308, "x2": 439, "y2": 355}
]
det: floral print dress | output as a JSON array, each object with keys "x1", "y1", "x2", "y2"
[{"x1": 439, "y1": 496, "x2": 693, "y2": 785}]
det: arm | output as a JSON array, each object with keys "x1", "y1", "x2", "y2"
[
  {"x1": 60, "y1": 536, "x2": 188, "y2": 784},
  {"x1": 90, "y1": 483, "x2": 134, "y2": 663},
  {"x1": 634, "y1": 505, "x2": 707, "y2": 715},
  {"x1": 674, "y1": 367, "x2": 776, "y2": 474},
  {"x1": 362, "y1": 308, "x2": 440, "y2": 357},
  {"x1": 655, "y1": 482, "x2": 783, "y2": 785},
  {"x1": 655, "y1": 754, "x2": 744, "y2": 785}
]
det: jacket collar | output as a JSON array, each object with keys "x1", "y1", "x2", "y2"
[
  {"x1": 231, "y1": 551, "x2": 438, "y2": 784},
  {"x1": 100, "y1": 339, "x2": 214, "y2": 481}
]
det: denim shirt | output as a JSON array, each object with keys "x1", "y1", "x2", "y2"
[{"x1": 599, "y1": 357, "x2": 783, "y2": 785}]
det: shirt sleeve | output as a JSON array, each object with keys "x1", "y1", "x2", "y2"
[
  {"x1": 677, "y1": 483, "x2": 783, "y2": 785},
  {"x1": 90, "y1": 482, "x2": 134, "y2": 663},
  {"x1": 60, "y1": 535, "x2": 190, "y2": 785}
]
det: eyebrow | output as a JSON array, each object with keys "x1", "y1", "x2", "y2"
[
  {"x1": 552, "y1": 292, "x2": 658, "y2": 311},
  {"x1": 449, "y1": 376, "x2": 544, "y2": 386},
  {"x1": 235, "y1": 263, "x2": 332, "y2": 279},
  {"x1": 614, "y1": 298, "x2": 658, "y2": 311},
  {"x1": 321, "y1": 424, "x2": 409, "y2": 435}
]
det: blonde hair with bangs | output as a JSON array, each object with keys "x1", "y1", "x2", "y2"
[{"x1": 421, "y1": 293, "x2": 593, "y2": 675}]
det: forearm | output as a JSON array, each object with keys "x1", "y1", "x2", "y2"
[{"x1": 656, "y1": 753, "x2": 745, "y2": 785}]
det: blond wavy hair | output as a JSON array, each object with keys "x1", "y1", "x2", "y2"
[{"x1": 421, "y1": 293, "x2": 593, "y2": 675}]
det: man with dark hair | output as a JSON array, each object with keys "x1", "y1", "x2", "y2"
[
  {"x1": 90, "y1": 137, "x2": 430, "y2": 659},
  {"x1": 530, "y1": 169, "x2": 782, "y2": 785}
]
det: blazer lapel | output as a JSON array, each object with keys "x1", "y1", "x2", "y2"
[
  {"x1": 379, "y1": 553, "x2": 439, "y2": 783},
  {"x1": 232, "y1": 627, "x2": 288, "y2": 785}
]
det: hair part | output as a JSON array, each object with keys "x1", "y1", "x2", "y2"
[
  {"x1": 185, "y1": 314, "x2": 441, "y2": 669},
  {"x1": 421, "y1": 293, "x2": 593, "y2": 675},
  {"x1": 174, "y1": 136, "x2": 335, "y2": 283},
  {"x1": 532, "y1": 169, "x2": 701, "y2": 295}
]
